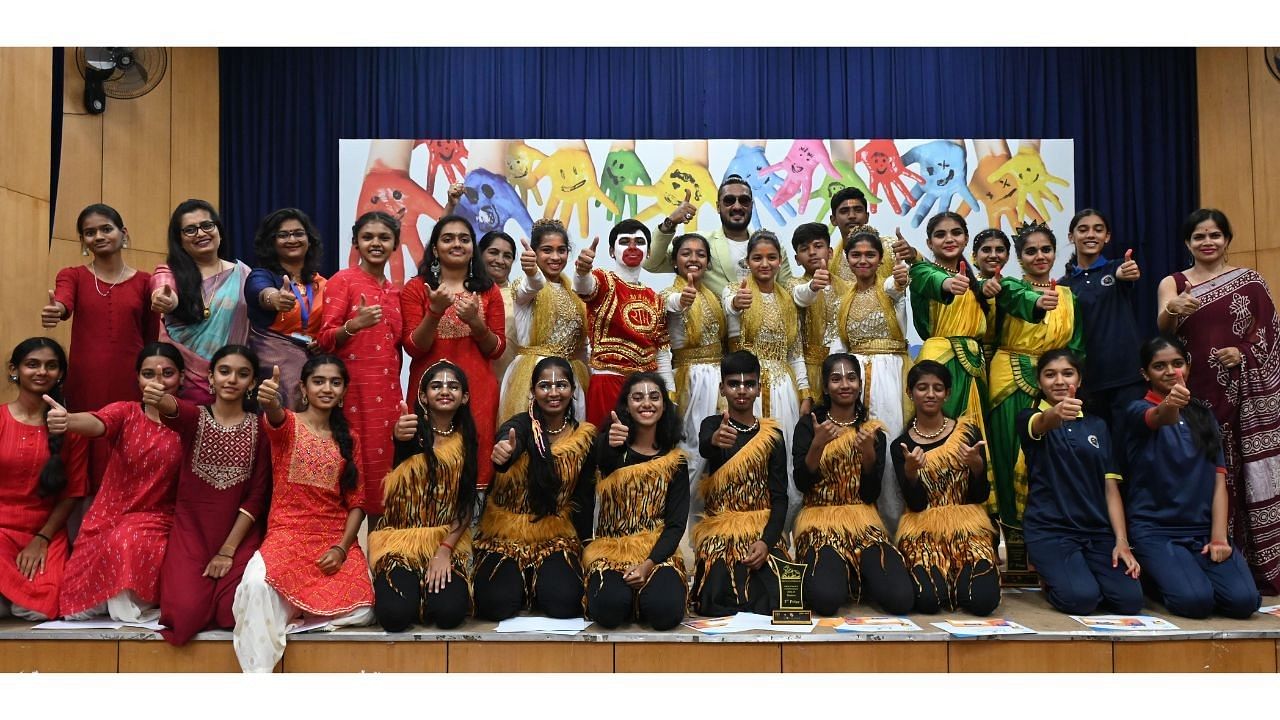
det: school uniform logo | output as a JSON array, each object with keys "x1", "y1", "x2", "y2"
[
  {"x1": 1101, "y1": 274, "x2": 1116, "y2": 287},
  {"x1": 1087, "y1": 434, "x2": 1100, "y2": 448}
]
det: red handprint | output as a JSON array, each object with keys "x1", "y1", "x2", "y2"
[
  {"x1": 417, "y1": 139, "x2": 469, "y2": 194},
  {"x1": 351, "y1": 166, "x2": 444, "y2": 285},
  {"x1": 854, "y1": 139, "x2": 924, "y2": 216}
]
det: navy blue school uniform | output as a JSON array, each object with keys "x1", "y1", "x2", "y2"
[
  {"x1": 1060, "y1": 256, "x2": 1146, "y2": 453},
  {"x1": 1017, "y1": 402, "x2": 1143, "y2": 615},
  {"x1": 1123, "y1": 392, "x2": 1260, "y2": 619}
]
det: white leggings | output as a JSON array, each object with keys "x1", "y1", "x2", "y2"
[
  {"x1": 0, "y1": 594, "x2": 49, "y2": 621},
  {"x1": 63, "y1": 590, "x2": 160, "y2": 623},
  {"x1": 231, "y1": 552, "x2": 373, "y2": 673}
]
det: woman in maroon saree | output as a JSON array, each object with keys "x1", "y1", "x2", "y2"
[{"x1": 1157, "y1": 208, "x2": 1280, "y2": 594}]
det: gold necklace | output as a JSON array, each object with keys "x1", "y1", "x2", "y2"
[
  {"x1": 90, "y1": 261, "x2": 127, "y2": 297},
  {"x1": 912, "y1": 416, "x2": 948, "y2": 439},
  {"x1": 545, "y1": 417, "x2": 569, "y2": 434},
  {"x1": 828, "y1": 412, "x2": 857, "y2": 428},
  {"x1": 432, "y1": 422, "x2": 455, "y2": 436},
  {"x1": 1028, "y1": 279, "x2": 1053, "y2": 288}
]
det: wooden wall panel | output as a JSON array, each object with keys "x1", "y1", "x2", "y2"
[
  {"x1": 62, "y1": 47, "x2": 88, "y2": 116},
  {"x1": 782, "y1": 642, "x2": 947, "y2": 673},
  {"x1": 0, "y1": 191, "x2": 51, "y2": 368},
  {"x1": 169, "y1": 47, "x2": 220, "y2": 208},
  {"x1": 614, "y1": 643, "x2": 781, "y2": 673},
  {"x1": 1113, "y1": 639, "x2": 1277, "y2": 673},
  {"x1": 949, "y1": 641, "x2": 1112, "y2": 673},
  {"x1": 118, "y1": 640, "x2": 248, "y2": 673},
  {"x1": 1248, "y1": 49, "x2": 1280, "y2": 251},
  {"x1": 101, "y1": 66, "x2": 172, "y2": 255},
  {"x1": 0, "y1": 640, "x2": 117, "y2": 672},
  {"x1": 52, "y1": 112, "x2": 104, "y2": 242},
  {"x1": 282, "y1": 641, "x2": 446, "y2": 673},
  {"x1": 0, "y1": 47, "x2": 53, "y2": 201},
  {"x1": 448, "y1": 641, "x2": 613, "y2": 672},
  {"x1": 1196, "y1": 48, "x2": 1256, "y2": 253}
]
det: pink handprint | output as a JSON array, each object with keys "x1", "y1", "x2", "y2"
[
  {"x1": 759, "y1": 140, "x2": 840, "y2": 214},
  {"x1": 416, "y1": 139, "x2": 469, "y2": 193},
  {"x1": 855, "y1": 139, "x2": 924, "y2": 215}
]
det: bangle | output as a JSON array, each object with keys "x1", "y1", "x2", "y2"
[
  {"x1": 216, "y1": 551, "x2": 234, "y2": 559},
  {"x1": 34, "y1": 532, "x2": 51, "y2": 544},
  {"x1": 439, "y1": 540, "x2": 455, "y2": 552},
  {"x1": 329, "y1": 545, "x2": 348, "y2": 560},
  {"x1": 342, "y1": 320, "x2": 357, "y2": 336}
]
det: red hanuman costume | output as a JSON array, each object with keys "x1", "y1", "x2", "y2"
[{"x1": 578, "y1": 268, "x2": 669, "y2": 427}]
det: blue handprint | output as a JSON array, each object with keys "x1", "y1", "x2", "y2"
[
  {"x1": 722, "y1": 143, "x2": 796, "y2": 230},
  {"x1": 900, "y1": 140, "x2": 980, "y2": 228},
  {"x1": 597, "y1": 149, "x2": 652, "y2": 222},
  {"x1": 455, "y1": 168, "x2": 533, "y2": 238}
]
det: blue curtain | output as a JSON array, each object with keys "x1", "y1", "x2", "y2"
[{"x1": 219, "y1": 47, "x2": 1198, "y2": 333}]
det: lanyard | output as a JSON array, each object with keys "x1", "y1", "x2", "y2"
[{"x1": 286, "y1": 278, "x2": 314, "y2": 329}]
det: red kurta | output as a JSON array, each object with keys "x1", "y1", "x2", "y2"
[
  {"x1": 158, "y1": 401, "x2": 270, "y2": 645},
  {"x1": 401, "y1": 279, "x2": 506, "y2": 490},
  {"x1": 53, "y1": 266, "x2": 159, "y2": 489},
  {"x1": 581, "y1": 269, "x2": 668, "y2": 426},
  {"x1": 259, "y1": 411, "x2": 372, "y2": 615},
  {"x1": 0, "y1": 405, "x2": 89, "y2": 618},
  {"x1": 317, "y1": 267, "x2": 404, "y2": 515},
  {"x1": 59, "y1": 402, "x2": 181, "y2": 616}
]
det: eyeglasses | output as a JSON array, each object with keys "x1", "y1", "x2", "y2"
[
  {"x1": 274, "y1": 229, "x2": 308, "y2": 241},
  {"x1": 721, "y1": 194, "x2": 753, "y2": 207},
  {"x1": 180, "y1": 221, "x2": 218, "y2": 237}
]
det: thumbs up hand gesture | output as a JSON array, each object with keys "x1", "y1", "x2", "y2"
[
  {"x1": 151, "y1": 284, "x2": 178, "y2": 314},
  {"x1": 43, "y1": 394, "x2": 68, "y2": 435},
  {"x1": 492, "y1": 427, "x2": 518, "y2": 464},
  {"x1": 711, "y1": 411, "x2": 740, "y2": 449},
  {"x1": 257, "y1": 365, "x2": 283, "y2": 410},
  {"x1": 1117, "y1": 248, "x2": 1141, "y2": 281},
  {"x1": 41, "y1": 290, "x2": 65, "y2": 328},
  {"x1": 273, "y1": 275, "x2": 297, "y2": 313},
  {"x1": 607, "y1": 411, "x2": 629, "y2": 448},
  {"x1": 393, "y1": 401, "x2": 418, "y2": 441},
  {"x1": 519, "y1": 238, "x2": 538, "y2": 278},
  {"x1": 575, "y1": 237, "x2": 599, "y2": 276}
]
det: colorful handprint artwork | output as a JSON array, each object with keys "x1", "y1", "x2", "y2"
[
  {"x1": 722, "y1": 143, "x2": 796, "y2": 229},
  {"x1": 626, "y1": 157, "x2": 718, "y2": 232},
  {"x1": 532, "y1": 147, "x2": 618, "y2": 236},
  {"x1": 807, "y1": 160, "x2": 882, "y2": 228},
  {"x1": 900, "y1": 140, "x2": 981, "y2": 228},
  {"x1": 759, "y1": 139, "x2": 840, "y2": 214},
  {"x1": 597, "y1": 148, "x2": 652, "y2": 222},
  {"x1": 419, "y1": 140, "x2": 469, "y2": 194},
  {"x1": 505, "y1": 141, "x2": 548, "y2": 206},
  {"x1": 455, "y1": 168, "x2": 534, "y2": 238},
  {"x1": 353, "y1": 166, "x2": 443, "y2": 284},
  {"x1": 987, "y1": 144, "x2": 1070, "y2": 223},
  {"x1": 855, "y1": 139, "x2": 924, "y2": 216}
]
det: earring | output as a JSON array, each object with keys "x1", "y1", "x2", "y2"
[
  {"x1": 81, "y1": 245, "x2": 89, "y2": 257},
  {"x1": 338, "y1": 399, "x2": 344, "y2": 408},
  {"x1": 122, "y1": 235, "x2": 129, "y2": 249},
  {"x1": 8, "y1": 375, "x2": 16, "y2": 383},
  {"x1": 431, "y1": 260, "x2": 441, "y2": 277},
  {"x1": 300, "y1": 395, "x2": 309, "y2": 408}
]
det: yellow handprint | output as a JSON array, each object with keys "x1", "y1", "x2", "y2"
[
  {"x1": 987, "y1": 143, "x2": 1069, "y2": 224},
  {"x1": 625, "y1": 156, "x2": 717, "y2": 232},
  {"x1": 505, "y1": 141, "x2": 547, "y2": 206},
  {"x1": 532, "y1": 147, "x2": 618, "y2": 236}
]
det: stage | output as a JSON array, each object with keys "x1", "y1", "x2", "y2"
[{"x1": 3, "y1": 591, "x2": 1279, "y2": 673}]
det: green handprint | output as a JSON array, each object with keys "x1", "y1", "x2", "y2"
[
  {"x1": 597, "y1": 149, "x2": 652, "y2": 222},
  {"x1": 807, "y1": 160, "x2": 882, "y2": 230}
]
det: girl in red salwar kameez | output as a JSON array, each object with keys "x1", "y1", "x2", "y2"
[
  {"x1": 233, "y1": 355, "x2": 374, "y2": 673},
  {"x1": 41, "y1": 204, "x2": 159, "y2": 493},
  {"x1": 150, "y1": 344, "x2": 270, "y2": 645},
  {"x1": 0, "y1": 339, "x2": 88, "y2": 621},
  {"x1": 1157, "y1": 208, "x2": 1280, "y2": 594},
  {"x1": 316, "y1": 211, "x2": 404, "y2": 520},
  {"x1": 50, "y1": 343, "x2": 184, "y2": 622},
  {"x1": 401, "y1": 215, "x2": 505, "y2": 492}
]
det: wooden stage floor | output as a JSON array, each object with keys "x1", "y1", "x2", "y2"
[{"x1": 4, "y1": 591, "x2": 1279, "y2": 673}]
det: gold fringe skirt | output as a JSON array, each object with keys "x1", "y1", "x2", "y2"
[{"x1": 896, "y1": 504, "x2": 997, "y2": 582}]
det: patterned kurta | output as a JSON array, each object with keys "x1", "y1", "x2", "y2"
[
  {"x1": 259, "y1": 411, "x2": 372, "y2": 616},
  {"x1": 60, "y1": 402, "x2": 180, "y2": 616},
  {"x1": 316, "y1": 267, "x2": 403, "y2": 515}
]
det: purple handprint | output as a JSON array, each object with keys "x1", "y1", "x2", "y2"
[
  {"x1": 900, "y1": 140, "x2": 981, "y2": 228},
  {"x1": 455, "y1": 168, "x2": 533, "y2": 238},
  {"x1": 723, "y1": 143, "x2": 796, "y2": 229},
  {"x1": 760, "y1": 140, "x2": 840, "y2": 214}
]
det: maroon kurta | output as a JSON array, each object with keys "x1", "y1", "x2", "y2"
[
  {"x1": 316, "y1": 267, "x2": 403, "y2": 515},
  {"x1": 158, "y1": 401, "x2": 270, "y2": 645},
  {"x1": 59, "y1": 402, "x2": 181, "y2": 616},
  {"x1": 53, "y1": 266, "x2": 158, "y2": 489}
]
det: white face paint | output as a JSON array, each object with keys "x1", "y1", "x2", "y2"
[{"x1": 613, "y1": 231, "x2": 649, "y2": 282}]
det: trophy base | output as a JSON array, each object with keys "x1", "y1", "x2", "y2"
[
  {"x1": 772, "y1": 609, "x2": 813, "y2": 625},
  {"x1": 1001, "y1": 570, "x2": 1041, "y2": 587}
]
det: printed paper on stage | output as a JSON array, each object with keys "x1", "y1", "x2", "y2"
[
  {"x1": 494, "y1": 616, "x2": 593, "y2": 635},
  {"x1": 931, "y1": 618, "x2": 1036, "y2": 636},
  {"x1": 1070, "y1": 615, "x2": 1181, "y2": 632},
  {"x1": 834, "y1": 616, "x2": 922, "y2": 633}
]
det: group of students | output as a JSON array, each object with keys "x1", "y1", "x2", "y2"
[{"x1": 2, "y1": 180, "x2": 1278, "y2": 672}]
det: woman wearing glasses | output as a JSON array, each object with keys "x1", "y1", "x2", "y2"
[
  {"x1": 245, "y1": 209, "x2": 327, "y2": 411},
  {"x1": 150, "y1": 199, "x2": 252, "y2": 404}
]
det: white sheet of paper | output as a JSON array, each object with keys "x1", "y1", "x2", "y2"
[
  {"x1": 1258, "y1": 604, "x2": 1280, "y2": 617},
  {"x1": 32, "y1": 619, "x2": 124, "y2": 630},
  {"x1": 731, "y1": 612, "x2": 819, "y2": 633},
  {"x1": 1069, "y1": 615, "x2": 1181, "y2": 632},
  {"x1": 932, "y1": 619, "x2": 1036, "y2": 637},
  {"x1": 494, "y1": 616, "x2": 592, "y2": 634},
  {"x1": 835, "y1": 616, "x2": 922, "y2": 633},
  {"x1": 286, "y1": 617, "x2": 333, "y2": 634}
]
